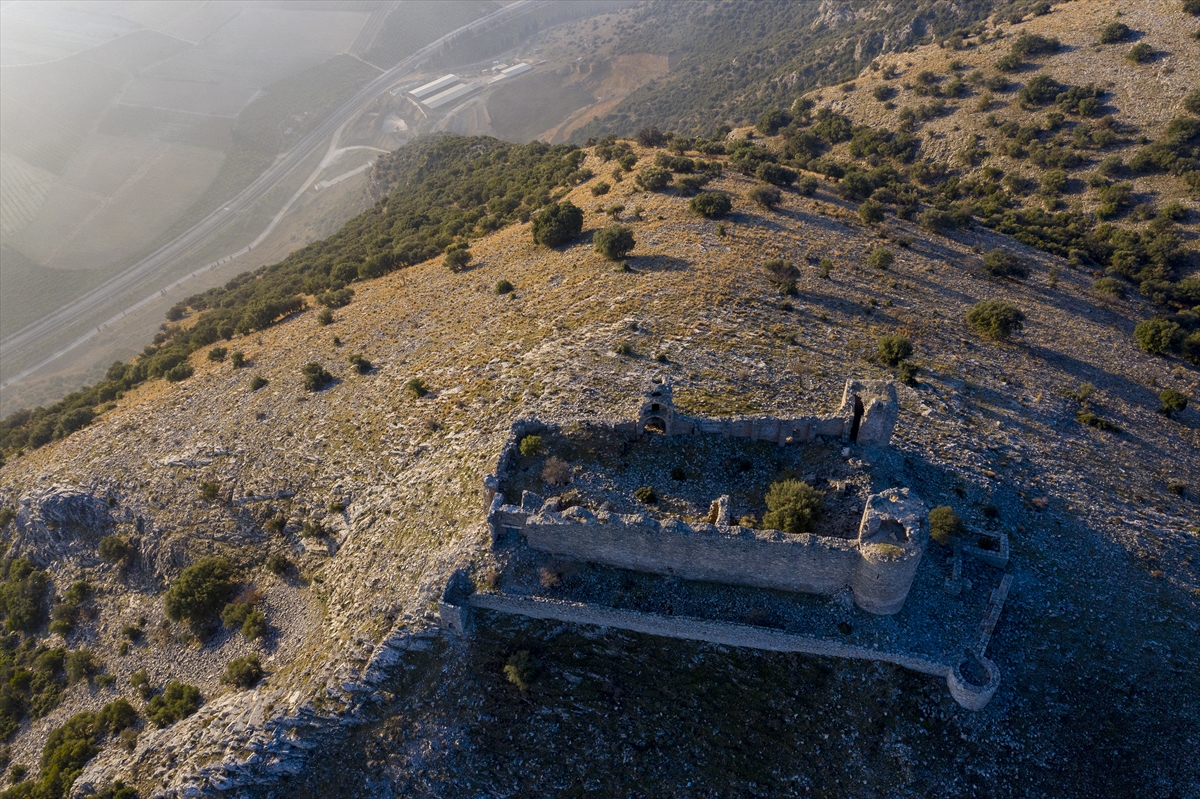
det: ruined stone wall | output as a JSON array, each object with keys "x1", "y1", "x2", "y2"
[
  {"x1": 522, "y1": 486, "x2": 927, "y2": 616},
  {"x1": 460, "y1": 593, "x2": 1000, "y2": 709},
  {"x1": 524, "y1": 514, "x2": 861, "y2": 596}
]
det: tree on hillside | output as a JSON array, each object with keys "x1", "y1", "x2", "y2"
[
  {"x1": 163, "y1": 557, "x2": 235, "y2": 627},
  {"x1": 531, "y1": 201, "x2": 584, "y2": 247},
  {"x1": 594, "y1": 226, "x2": 636, "y2": 261},
  {"x1": 967, "y1": 301, "x2": 1025, "y2": 341}
]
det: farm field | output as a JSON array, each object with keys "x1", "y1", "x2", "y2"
[
  {"x1": 2, "y1": 0, "x2": 593, "y2": 410},
  {"x1": 96, "y1": 105, "x2": 234, "y2": 150},
  {"x1": 0, "y1": 2, "x2": 384, "y2": 348},
  {"x1": 0, "y1": 2, "x2": 138, "y2": 65},
  {"x1": 50, "y1": 144, "x2": 226, "y2": 272},
  {"x1": 143, "y1": 44, "x2": 329, "y2": 88},
  {"x1": 119, "y1": 77, "x2": 261, "y2": 117},
  {"x1": 0, "y1": 153, "x2": 54, "y2": 237},
  {"x1": 363, "y1": 0, "x2": 497, "y2": 68}
]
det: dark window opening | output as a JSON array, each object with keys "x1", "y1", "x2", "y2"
[{"x1": 849, "y1": 394, "x2": 865, "y2": 443}]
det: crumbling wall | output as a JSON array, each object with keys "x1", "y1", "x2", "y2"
[
  {"x1": 524, "y1": 511, "x2": 861, "y2": 597},
  {"x1": 522, "y1": 485, "x2": 927, "y2": 615},
  {"x1": 634, "y1": 378, "x2": 898, "y2": 447},
  {"x1": 459, "y1": 592, "x2": 999, "y2": 710}
]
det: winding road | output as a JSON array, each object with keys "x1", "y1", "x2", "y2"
[{"x1": 1, "y1": 0, "x2": 544, "y2": 391}]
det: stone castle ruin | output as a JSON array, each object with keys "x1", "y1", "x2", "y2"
[{"x1": 446, "y1": 378, "x2": 1012, "y2": 710}]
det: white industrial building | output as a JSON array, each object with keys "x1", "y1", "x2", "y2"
[
  {"x1": 500, "y1": 62, "x2": 531, "y2": 77},
  {"x1": 410, "y1": 74, "x2": 460, "y2": 99},
  {"x1": 423, "y1": 81, "x2": 481, "y2": 110}
]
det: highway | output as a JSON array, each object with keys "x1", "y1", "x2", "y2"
[{"x1": 0, "y1": 0, "x2": 544, "y2": 390}]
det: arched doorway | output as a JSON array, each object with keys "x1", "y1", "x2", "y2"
[{"x1": 642, "y1": 416, "x2": 667, "y2": 435}]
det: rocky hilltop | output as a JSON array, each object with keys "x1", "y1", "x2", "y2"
[{"x1": 0, "y1": 2, "x2": 1197, "y2": 797}]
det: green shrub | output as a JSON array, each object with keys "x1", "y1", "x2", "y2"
[
  {"x1": 594, "y1": 225, "x2": 636, "y2": 260},
  {"x1": 634, "y1": 486, "x2": 658, "y2": 504},
  {"x1": 130, "y1": 669, "x2": 152, "y2": 699},
  {"x1": 1185, "y1": 89, "x2": 1200, "y2": 115},
  {"x1": 504, "y1": 650, "x2": 538, "y2": 691},
  {"x1": 866, "y1": 247, "x2": 895, "y2": 270},
  {"x1": 919, "y1": 208, "x2": 958, "y2": 233},
  {"x1": 858, "y1": 200, "x2": 885, "y2": 224},
  {"x1": 317, "y1": 288, "x2": 353, "y2": 308},
  {"x1": 1159, "y1": 388, "x2": 1188, "y2": 417},
  {"x1": 877, "y1": 335, "x2": 913, "y2": 366},
  {"x1": 405, "y1": 377, "x2": 428, "y2": 398},
  {"x1": 494, "y1": 279, "x2": 515, "y2": 296},
  {"x1": 982, "y1": 250, "x2": 1031, "y2": 279},
  {"x1": 0, "y1": 508, "x2": 14, "y2": 529},
  {"x1": 928, "y1": 506, "x2": 964, "y2": 546},
  {"x1": 443, "y1": 247, "x2": 472, "y2": 272},
  {"x1": 531, "y1": 201, "x2": 584, "y2": 247},
  {"x1": 1077, "y1": 411, "x2": 1122, "y2": 432},
  {"x1": 614, "y1": 340, "x2": 634, "y2": 356},
  {"x1": 1011, "y1": 32, "x2": 1060, "y2": 57},
  {"x1": 220, "y1": 594, "x2": 265, "y2": 641},
  {"x1": 64, "y1": 649, "x2": 97, "y2": 685},
  {"x1": 207, "y1": 347, "x2": 227, "y2": 363},
  {"x1": 1126, "y1": 42, "x2": 1155, "y2": 63},
  {"x1": 146, "y1": 682, "x2": 202, "y2": 728},
  {"x1": 301, "y1": 363, "x2": 333, "y2": 392},
  {"x1": 966, "y1": 300, "x2": 1025, "y2": 341},
  {"x1": 200, "y1": 481, "x2": 219, "y2": 502},
  {"x1": 265, "y1": 553, "x2": 289, "y2": 575},
  {"x1": 222, "y1": 654, "x2": 264, "y2": 689},
  {"x1": 755, "y1": 162, "x2": 797, "y2": 186},
  {"x1": 635, "y1": 165, "x2": 672, "y2": 191},
  {"x1": 1099, "y1": 22, "x2": 1133, "y2": 44},
  {"x1": 348, "y1": 354, "x2": 372, "y2": 375},
  {"x1": 316, "y1": 308, "x2": 334, "y2": 326},
  {"x1": 590, "y1": 181, "x2": 611, "y2": 196},
  {"x1": 1134, "y1": 319, "x2": 1181, "y2": 354},
  {"x1": 1187, "y1": 0, "x2": 1200, "y2": 15},
  {"x1": 756, "y1": 108, "x2": 792, "y2": 135},
  {"x1": 163, "y1": 557, "x2": 235, "y2": 626},
  {"x1": 896, "y1": 361, "x2": 919, "y2": 385},
  {"x1": 97, "y1": 535, "x2": 131, "y2": 564},
  {"x1": 90, "y1": 780, "x2": 138, "y2": 799},
  {"x1": 689, "y1": 191, "x2": 732, "y2": 218},
  {"x1": 1018, "y1": 73, "x2": 1061, "y2": 107},
  {"x1": 519, "y1": 435, "x2": 544, "y2": 457},
  {"x1": 796, "y1": 176, "x2": 819, "y2": 196},
  {"x1": 249, "y1": 375, "x2": 268, "y2": 392},
  {"x1": 1182, "y1": 332, "x2": 1200, "y2": 365},
  {"x1": 96, "y1": 699, "x2": 138, "y2": 735},
  {"x1": 1095, "y1": 181, "x2": 1133, "y2": 219},
  {"x1": 163, "y1": 362, "x2": 193, "y2": 383},
  {"x1": 748, "y1": 184, "x2": 782, "y2": 208},
  {"x1": 1041, "y1": 169, "x2": 1067, "y2": 194},
  {"x1": 763, "y1": 479, "x2": 824, "y2": 535},
  {"x1": 229, "y1": 351, "x2": 245, "y2": 368},
  {"x1": 1093, "y1": 277, "x2": 1126, "y2": 296}
]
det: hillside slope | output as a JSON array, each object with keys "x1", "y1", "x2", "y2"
[
  {"x1": 0, "y1": 132, "x2": 1196, "y2": 795},
  {"x1": 822, "y1": 0, "x2": 1199, "y2": 222}
]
